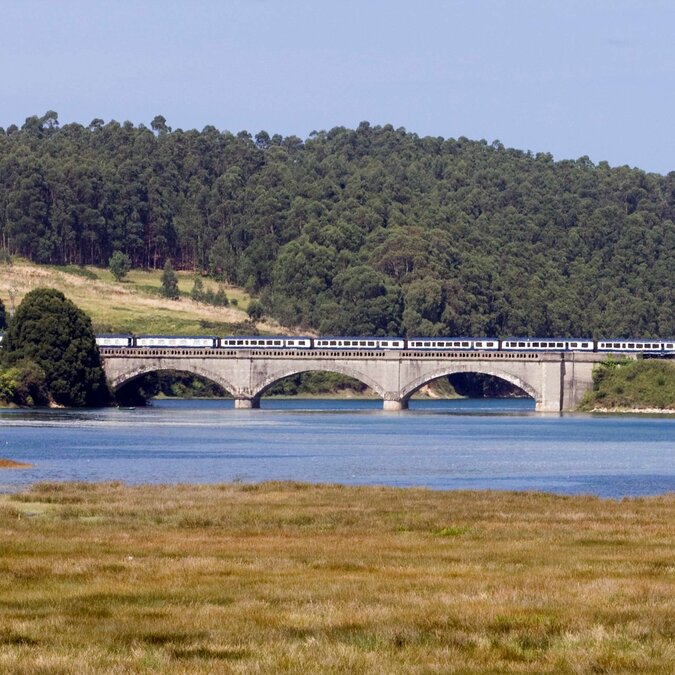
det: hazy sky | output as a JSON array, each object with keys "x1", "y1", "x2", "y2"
[{"x1": 2, "y1": 0, "x2": 673, "y2": 173}]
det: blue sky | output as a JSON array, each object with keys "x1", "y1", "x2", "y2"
[{"x1": 1, "y1": 0, "x2": 673, "y2": 173}]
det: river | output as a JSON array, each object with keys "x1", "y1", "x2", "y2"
[{"x1": 0, "y1": 398, "x2": 673, "y2": 497}]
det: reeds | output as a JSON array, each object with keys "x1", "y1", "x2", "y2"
[{"x1": 0, "y1": 481, "x2": 673, "y2": 672}]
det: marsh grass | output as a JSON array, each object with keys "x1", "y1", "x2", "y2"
[{"x1": 0, "y1": 482, "x2": 673, "y2": 672}]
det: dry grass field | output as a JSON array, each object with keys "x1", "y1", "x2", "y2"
[
  {"x1": 0, "y1": 481, "x2": 673, "y2": 673},
  {"x1": 0, "y1": 261, "x2": 289, "y2": 335}
]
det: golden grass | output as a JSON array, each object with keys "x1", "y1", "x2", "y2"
[
  {"x1": 0, "y1": 458, "x2": 32, "y2": 469},
  {"x1": 0, "y1": 482, "x2": 673, "y2": 673},
  {"x1": 0, "y1": 261, "x2": 291, "y2": 335}
]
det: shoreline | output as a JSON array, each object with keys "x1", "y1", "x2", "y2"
[{"x1": 586, "y1": 406, "x2": 675, "y2": 414}]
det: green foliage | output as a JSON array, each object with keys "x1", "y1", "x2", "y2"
[
  {"x1": 0, "y1": 115, "x2": 673, "y2": 337},
  {"x1": 108, "y1": 251, "x2": 132, "y2": 281},
  {"x1": 246, "y1": 299, "x2": 264, "y2": 321},
  {"x1": 2, "y1": 288, "x2": 111, "y2": 407},
  {"x1": 265, "y1": 371, "x2": 369, "y2": 396},
  {"x1": 0, "y1": 360, "x2": 49, "y2": 406},
  {"x1": 0, "y1": 297, "x2": 6, "y2": 330},
  {"x1": 190, "y1": 276, "x2": 204, "y2": 301},
  {"x1": 580, "y1": 360, "x2": 675, "y2": 410},
  {"x1": 160, "y1": 259, "x2": 179, "y2": 299},
  {"x1": 192, "y1": 277, "x2": 229, "y2": 307}
]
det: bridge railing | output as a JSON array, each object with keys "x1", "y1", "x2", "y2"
[{"x1": 99, "y1": 347, "x2": 553, "y2": 360}]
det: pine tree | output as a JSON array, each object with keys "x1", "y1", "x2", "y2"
[{"x1": 161, "y1": 259, "x2": 179, "y2": 299}]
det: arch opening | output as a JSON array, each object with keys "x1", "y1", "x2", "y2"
[
  {"x1": 261, "y1": 370, "x2": 375, "y2": 399},
  {"x1": 254, "y1": 366, "x2": 384, "y2": 401},
  {"x1": 401, "y1": 367, "x2": 539, "y2": 405},
  {"x1": 113, "y1": 368, "x2": 234, "y2": 406}
]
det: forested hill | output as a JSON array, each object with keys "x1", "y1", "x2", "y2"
[{"x1": 1, "y1": 112, "x2": 673, "y2": 338}]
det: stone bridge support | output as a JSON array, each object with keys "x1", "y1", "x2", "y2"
[{"x1": 101, "y1": 348, "x2": 607, "y2": 413}]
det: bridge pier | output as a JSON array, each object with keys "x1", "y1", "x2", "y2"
[
  {"x1": 383, "y1": 399, "x2": 408, "y2": 411},
  {"x1": 234, "y1": 397, "x2": 260, "y2": 409}
]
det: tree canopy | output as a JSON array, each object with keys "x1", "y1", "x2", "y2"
[
  {"x1": 0, "y1": 113, "x2": 673, "y2": 338},
  {"x1": 109, "y1": 250, "x2": 132, "y2": 281},
  {"x1": 2, "y1": 288, "x2": 111, "y2": 406}
]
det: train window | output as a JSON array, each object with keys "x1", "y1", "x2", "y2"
[
  {"x1": 475, "y1": 342, "x2": 483, "y2": 347},
  {"x1": 581, "y1": 343, "x2": 588, "y2": 348},
  {"x1": 461, "y1": 342, "x2": 469, "y2": 347},
  {"x1": 532, "y1": 342, "x2": 540, "y2": 347},
  {"x1": 570, "y1": 342, "x2": 577, "y2": 348},
  {"x1": 518, "y1": 342, "x2": 525, "y2": 347},
  {"x1": 613, "y1": 343, "x2": 621, "y2": 348},
  {"x1": 368, "y1": 341, "x2": 375, "y2": 346},
  {"x1": 274, "y1": 340, "x2": 281, "y2": 346},
  {"x1": 667, "y1": 344, "x2": 674, "y2": 349},
  {"x1": 329, "y1": 341, "x2": 336, "y2": 346},
  {"x1": 628, "y1": 343, "x2": 635, "y2": 348},
  {"x1": 557, "y1": 343, "x2": 564, "y2": 348},
  {"x1": 287, "y1": 340, "x2": 295, "y2": 345}
]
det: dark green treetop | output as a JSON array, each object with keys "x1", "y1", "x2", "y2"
[
  {"x1": 2, "y1": 288, "x2": 111, "y2": 406},
  {"x1": 0, "y1": 297, "x2": 6, "y2": 330}
]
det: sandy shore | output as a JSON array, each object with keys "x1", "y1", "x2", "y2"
[{"x1": 0, "y1": 458, "x2": 33, "y2": 469}]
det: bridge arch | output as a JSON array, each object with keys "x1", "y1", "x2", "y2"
[
  {"x1": 108, "y1": 364, "x2": 238, "y2": 397},
  {"x1": 399, "y1": 365, "x2": 540, "y2": 404},
  {"x1": 252, "y1": 364, "x2": 386, "y2": 400}
]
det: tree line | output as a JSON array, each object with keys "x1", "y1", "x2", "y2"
[{"x1": 1, "y1": 112, "x2": 673, "y2": 338}]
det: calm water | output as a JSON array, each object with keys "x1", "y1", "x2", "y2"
[{"x1": 0, "y1": 398, "x2": 673, "y2": 497}]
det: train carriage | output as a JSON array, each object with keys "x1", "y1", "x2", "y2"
[
  {"x1": 218, "y1": 336, "x2": 313, "y2": 348},
  {"x1": 134, "y1": 335, "x2": 217, "y2": 348},
  {"x1": 95, "y1": 334, "x2": 133, "y2": 348},
  {"x1": 501, "y1": 338, "x2": 593, "y2": 351},
  {"x1": 597, "y1": 339, "x2": 674, "y2": 354},
  {"x1": 407, "y1": 338, "x2": 499, "y2": 350},
  {"x1": 314, "y1": 337, "x2": 404, "y2": 349}
]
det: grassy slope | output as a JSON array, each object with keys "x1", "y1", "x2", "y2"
[
  {"x1": 0, "y1": 482, "x2": 673, "y2": 673},
  {"x1": 0, "y1": 261, "x2": 289, "y2": 336},
  {"x1": 579, "y1": 359, "x2": 675, "y2": 411}
]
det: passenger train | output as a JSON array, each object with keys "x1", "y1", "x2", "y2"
[{"x1": 93, "y1": 334, "x2": 675, "y2": 355}]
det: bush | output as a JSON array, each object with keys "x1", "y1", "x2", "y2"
[
  {"x1": 246, "y1": 300, "x2": 264, "y2": 321},
  {"x1": 2, "y1": 288, "x2": 111, "y2": 407}
]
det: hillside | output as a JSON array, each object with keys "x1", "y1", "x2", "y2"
[
  {"x1": 1, "y1": 114, "x2": 673, "y2": 339},
  {"x1": 0, "y1": 260, "x2": 288, "y2": 336}
]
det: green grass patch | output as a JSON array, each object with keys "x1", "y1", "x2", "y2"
[{"x1": 579, "y1": 359, "x2": 675, "y2": 411}]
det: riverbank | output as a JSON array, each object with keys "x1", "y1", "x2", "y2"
[
  {"x1": 0, "y1": 482, "x2": 672, "y2": 673},
  {"x1": 579, "y1": 359, "x2": 675, "y2": 412}
]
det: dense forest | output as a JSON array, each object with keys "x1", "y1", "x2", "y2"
[{"x1": 1, "y1": 112, "x2": 673, "y2": 338}]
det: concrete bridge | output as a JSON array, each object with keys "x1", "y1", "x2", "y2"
[{"x1": 100, "y1": 348, "x2": 610, "y2": 412}]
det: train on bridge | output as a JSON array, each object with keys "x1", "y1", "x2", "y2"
[{"x1": 92, "y1": 334, "x2": 675, "y2": 355}]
